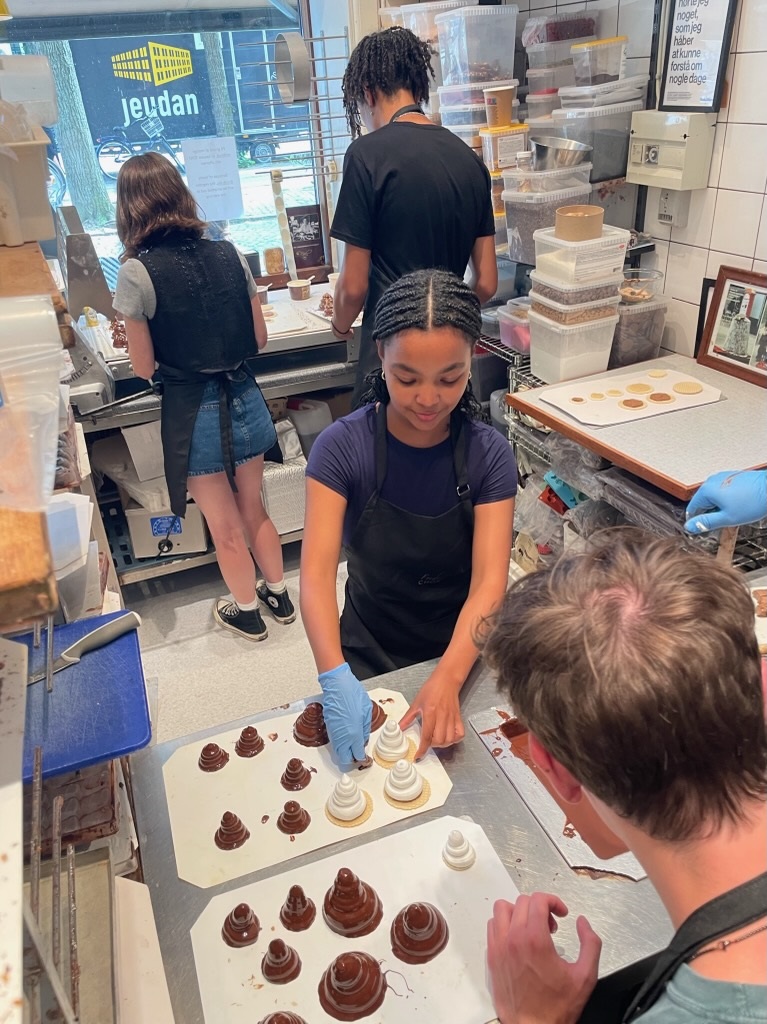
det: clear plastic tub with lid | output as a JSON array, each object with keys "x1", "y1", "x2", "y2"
[
  {"x1": 527, "y1": 68, "x2": 557, "y2": 93},
  {"x1": 447, "y1": 124, "x2": 482, "y2": 151},
  {"x1": 378, "y1": 6, "x2": 403, "y2": 28},
  {"x1": 548, "y1": 100, "x2": 644, "y2": 182},
  {"x1": 528, "y1": 307, "x2": 618, "y2": 383},
  {"x1": 441, "y1": 103, "x2": 489, "y2": 126},
  {"x1": 503, "y1": 185, "x2": 592, "y2": 264},
  {"x1": 489, "y1": 169, "x2": 506, "y2": 216},
  {"x1": 559, "y1": 74, "x2": 649, "y2": 108},
  {"x1": 480, "y1": 123, "x2": 529, "y2": 171},
  {"x1": 533, "y1": 225, "x2": 631, "y2": 284},
  {"x1": 438, "y1": 78, "x2": 517, "y2": 107},
  {"x1": 497, "y1": 306, "x2": 531, "y2": 352},
  {"x1": 502, "y1": 162, "x2": 592, "y2": 193},
  {"x1": 530, "y1": 290, "x2": 621, "y2": 325},
  {"x1": 494, "y1": 211, "x2": 508, "y2": 252},
  {"x1": 401, "y1": 0, "x2": 478, "y2": 46},
  {"x1": 608, "y1": 299, "x2": 667, "y2": 369},
  {"x1": 529, "y1": 268, "x2": 620, "y2": 306},
  {"x1": 435, "y1": 5, "x2": 519, "y2": 86},
  {"x1": 522, "y1": 12, "x2": 597, "y2": 46},
  {"x1": 570, "y1": 36, "x2": 628, "y2": 86},
  {"x1": 526, "y1": 91, "x2": 561, "y2": 120},
  {"x1": 526, "y1": 35, "x2": 595, "y2": 69}
]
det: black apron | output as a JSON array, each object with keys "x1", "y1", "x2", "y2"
[
  {"x1": 352, "y1": 104, "x2": 426, "y2": 403},
  {"x1": 578, "y1": 871, "x2": 767, "y2": 1023},
  {"x1": 340, "y1": 404, "x2": 474, "y2": 680}
]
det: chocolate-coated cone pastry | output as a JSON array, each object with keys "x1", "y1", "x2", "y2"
[
  {"x1": 261, "y1": 938, "x2": 301, "y2": 984},
  {"x1": 277, "y1": 800, "x2": 311, "y2": 835},
  {"x1": 293, "y1": 702, "x2": 329, "y2": 746},
  {"x1": 221, "y1": 903, "x2": 260, "y2": 947},
  {"x1": 322, "y1": 867, "x2": 383, "y2": 938},
  {"x1": 257, "y1": 1015, "x2": 307, "y2": 1024},
  {"x1": 280, "y1": 757, "x2": 312, "y2": 791},
  {"x1": 214, "y1": 811, "x2": 250, "y2": 850},
  {"x1": 198, "y1": 742, "x2": 228, "y2": 771},
  {"x1": 235, "y1": 725, "x2": 265, "y2": 757},
  {"x1": 318, "y1": 951, "x2": 386, "y2": 1021},
  {"x1": 390, "y1": 902, "x2": 449, "y2": 963},
  {"x1": 279, "y1": 884, "x2": 316, "y2": 931},
  {"x1": 370, "y1": 701, "x2": 387, "y2": 732}
]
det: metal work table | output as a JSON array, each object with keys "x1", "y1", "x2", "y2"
[{"x1": 131, "y1": 661, "x2": 670, "y2": 1024}]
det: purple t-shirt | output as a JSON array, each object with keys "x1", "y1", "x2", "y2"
[{"x1": 306, "y1": 405, "x2": 517, "y2": 547}]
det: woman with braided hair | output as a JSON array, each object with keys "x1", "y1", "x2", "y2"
[
  {"x1": 330, "y1": 27, "x2": 498, "y2": 402},
  {"x1": 300, "y1": 270, "x2": 516, "y2": 766}
]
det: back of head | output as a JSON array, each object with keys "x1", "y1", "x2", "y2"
[
  {"x1": 342, "y1": 27, "x2": 435, "y2": 136},
  {"x1": 482, "y1": 529, "x2": 767, "y2": 842},
  {"x1": 116, "y1": 151, "x2": 205, "y2": 261}
]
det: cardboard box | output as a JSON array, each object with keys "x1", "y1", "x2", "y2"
[
  {"x1": 123, "y1": 499, "x2": 208, "y2": 559},
  {"x1": 261, "y1": 457, "x2": 306, "y2": 536}
]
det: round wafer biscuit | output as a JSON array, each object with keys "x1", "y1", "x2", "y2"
[
  {"x1": 619, "y1": 398, "x2": 646, "y2": 410},
  {"x1": 648, "y1": 369, "x2": 667, "y2": 378},
  {"x1": 383, "y1": 777, "x2": 432, "y2": 811},
  {"x1": 626, "y1": 382, "x2": 652, "y2": 395},
  {"x1": 672, "y1": 380, "x2": 703, "y2": 395},
  {"x1": 373, "y1": 737, "x2": 416, "y2": 769},
  {"x1": 606, "y1": 388, "x2": 623, "y2": 397},
  {"x1": 324, "y1": 791, "x2": 374, "y2": 828}
]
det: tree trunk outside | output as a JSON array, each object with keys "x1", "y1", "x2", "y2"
[
  {"x1": 201, "y1": 32, "x2": 237, "y2": 241},
  {"x1": 33, "y1": 41, "x2": 113, "y2": 227}
]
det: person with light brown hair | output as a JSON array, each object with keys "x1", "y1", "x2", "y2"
[
  {"x1": 481, "y1": 529, "x2": 766, "y2": 1024},
  {"x1": 113, "y1": 152, "x2": 294, "y2": 641}
]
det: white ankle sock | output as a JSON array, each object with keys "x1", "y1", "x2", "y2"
[
  {"x1": 237, "y1": 596, "x2": 260, "y2": 611},
  {"x1": 264, "y1": 578, "x2": 286, "y2": 594}
]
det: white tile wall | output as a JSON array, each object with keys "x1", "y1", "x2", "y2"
[{"x1": 534, "y1": 0, "x2": 766, "y2": 356}]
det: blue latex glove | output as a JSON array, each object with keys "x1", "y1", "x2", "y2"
[
  {"x1": 318, "y1": 662, "x2": 372, "y2": 765},
  {"x1": 685, "y1": 470, "x2": 767, "y2": 533}
]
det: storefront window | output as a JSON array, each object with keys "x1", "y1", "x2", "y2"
[{"x1": 1, "y1": 4, "x2": 332, "y2": 282}]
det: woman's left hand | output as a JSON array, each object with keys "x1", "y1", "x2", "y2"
[{"x1": 399, "y1": 672, "x2": 464, "y2": 760}]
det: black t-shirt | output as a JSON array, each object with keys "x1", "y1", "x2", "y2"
[{"x1": 331, "y1": 121, "x2": 495, "y2": 334}]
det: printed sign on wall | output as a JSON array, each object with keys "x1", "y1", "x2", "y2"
[{"x1": 659, "y1": 0, "x2": 738, "y2": 112}]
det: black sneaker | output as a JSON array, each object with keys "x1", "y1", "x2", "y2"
[
  {"x1": 256, "y1": 581, "x2": 296, "y2": 624},
  {"x1": 214, "y1": 598, "x2": 268, "y2": 641}
]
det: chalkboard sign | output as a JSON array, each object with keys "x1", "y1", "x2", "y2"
[{"x1": 659, "y1": 0, "x2": 738, "y2": 113}]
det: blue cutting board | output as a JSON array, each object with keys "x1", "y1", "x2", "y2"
[{"x1": 20, "y1": 611, "x2": 151, "y2": 781}]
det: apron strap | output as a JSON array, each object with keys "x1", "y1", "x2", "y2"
[
  {"x1": 623, "y1": 871, "x2": 767, "y2": 1022},
  {"x1": 217, "y1": 362, "x2": 256, "y2": 496},
  {"x1": 374, "y1": 403, "x2": 389, "y2": 493},
  {"x1": 389, "y1": 103, "x2": 423, "y2": 123}
]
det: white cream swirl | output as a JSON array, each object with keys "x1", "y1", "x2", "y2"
[
  {"x1": 442, "y1": 829, "x2": 476, "y2": 870},
  {"x1": 374, "y1": 719, "x2": 410, "y2": 762},
  {"x1": 384, "y1": 759, "x2": 424, "y2": 802},
  {"x1": 326, "y1": 773, "x2": 367, "y2": 821}
]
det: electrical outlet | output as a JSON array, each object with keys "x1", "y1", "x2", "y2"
[{"x1": 658, "y1": 188, "x2": 691, "y2": 228}]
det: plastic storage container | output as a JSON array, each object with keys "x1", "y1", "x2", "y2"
[
  {"x1": 494, "y1": 211, "x2": 508, "y2": 251},
  {"x1": 503, "y1": 184, "x2": 592, "y2": 264},
  {"x1": 0, "y1": 124, "x2": 53, "y2": 244},
  {"x1": 497, "y1": 306, "x2": 531, "y2": 352},
  {"x1": 532, "y1": 225, "x2": 631, "y2": 283},
  {"x1": 438, "y1": 78, "x2": 517, "y2": 107},
  {"x1": 502, "y1": 163, "x2": 592, "y2": 193},
  {"x1": 526, "y1": 68, "x2": 557, "y2": 93},
  {"x1": 442, "y1": 102, "x2": 489, "y2": 126},
  {"x1": 548, "y1": 100, "x2": 644, "y2": 181},
  {"x1": 401, "y1": 0, "x2": 478, "y2": 75},
  {"x1": 530, "y1": 290, "x2": 621, "y2": 325},
  {"x1": 571, "y1": 36, "x2": 628, "y2": 86},
  {"x1": 526, "y1": 90, "x2": 561, "y2": 120},
  {"x1": 480, "y1": 123, "x2": 529, "y2": 171},
  {"x1": 448, "y1": 125, "x2": 482, "y2": 151},
  {"x1": 608, "y1": 299, "x2": 667, "y2": 368},
  {"x1": 378, "y1": 6, "x2": 403, "y2": 28},
  {"x1": 529, "y1": 268, "x2": 620, "y2": 305},
  {"x1": 286, "y1": 398, "x2": 333, "y2": 455},
  {"x1": 528, "y1": 308, "x2": 618, "y2": 383},
  {"x1": 435, "y1": 5, "x2": 518, "y2": 86},
  {"x1": 489, "y1": 170, "x2": 506, "y2": 216},
  {"x1": 559, "y1": 74, "x2": 648, "y2": 108},
  {"x1": 526, "y1": 35, "x2": 595, "y2": 69},
  {"x1": 522, "y1": 12, "x2": 597, "y2": 46}
]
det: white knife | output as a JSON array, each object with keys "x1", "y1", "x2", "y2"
[{"x1": 27, "y1": 611, "x2": 142, "y2": 685}]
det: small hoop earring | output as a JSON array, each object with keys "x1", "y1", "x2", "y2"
[
  {"x1": 468, "y1": 371, "x2": 472, "y2": 380},
  {"x1": 381, "y1": 370, "x2": 386, "y2": 381}
]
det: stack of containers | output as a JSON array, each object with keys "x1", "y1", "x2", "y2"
[
  {"x1": 435, "y1": 6, "x2": 519, "y2": 87},
  {"x1": 401, "y1": 0, "x2": 478, "y2": 125},
  {"x1": 523, "y1": 12, "x2": 597, "y2": 92},
  {"x1": 609, "y1": 270, "x2": 667, "y2": 368},
  {"x1": 501, "y1": 160, "x2": 593, "y2": 264},
  {"x1": 526, "y1": 225, "x2": 630, "y2": 382}
]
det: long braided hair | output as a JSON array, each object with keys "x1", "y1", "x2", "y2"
[
  {"x1": 358, "y1": 269, "x2": 483, "y2": 419},
  {"x1": 342, "y1": 27, "x2": 436, "y2": 137}
]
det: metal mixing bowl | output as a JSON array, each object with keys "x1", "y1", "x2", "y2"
[{"x1": 529, "y1": 136, "x2": 592, "y2": 170}]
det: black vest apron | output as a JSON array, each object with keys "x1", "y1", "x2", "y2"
[
  {"x1": 578, "y1": 871, "x2": 767, "y2": 1023},
  {"x1": 340, "y1": 405, "x2": 474, "y2": 680}
]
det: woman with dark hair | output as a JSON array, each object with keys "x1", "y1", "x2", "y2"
[
  {"x1": 330, "y1": 27, "x2": 498, "y2": 401},
  {"x1": 113, "y1": 152, "x2": 294, "y2": 642},
  {"x1": 301, "y1": 270, "x2": 516, "y2": 765}
]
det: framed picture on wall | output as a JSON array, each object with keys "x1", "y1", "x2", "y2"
[
  {"x1": 659, "y1": 0, "x2": 739, "y2": 113},
  {"x1": 696, "y1": 267, "x2": 767, "y2": 388}
]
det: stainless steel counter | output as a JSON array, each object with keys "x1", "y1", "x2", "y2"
[{"x1": 131, "y1": 662, "x2": 671, "y2": 1024}]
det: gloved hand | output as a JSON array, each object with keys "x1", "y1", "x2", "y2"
[
  {"x1": 685, "y1": 470, "x2": 767, "y2": 533},
  {"x1": 318, "y1": 662, "x2": 372, "y2": 765}
]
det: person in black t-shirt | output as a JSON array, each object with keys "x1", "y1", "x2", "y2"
[{"x1": 330, "y1": 27, "x2": 497, "y2": 400}]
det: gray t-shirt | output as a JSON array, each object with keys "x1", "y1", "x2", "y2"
[
  {"x1": 636, "y1": 964, "x2": 767, "y2": 1023},
  {"x1": 114, "y1": 248, "x2": 257, "y2": 321}
]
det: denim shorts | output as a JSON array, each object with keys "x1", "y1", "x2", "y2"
[{"x1": 187, "y1": 372, "x2": 277, "y2": 476}]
